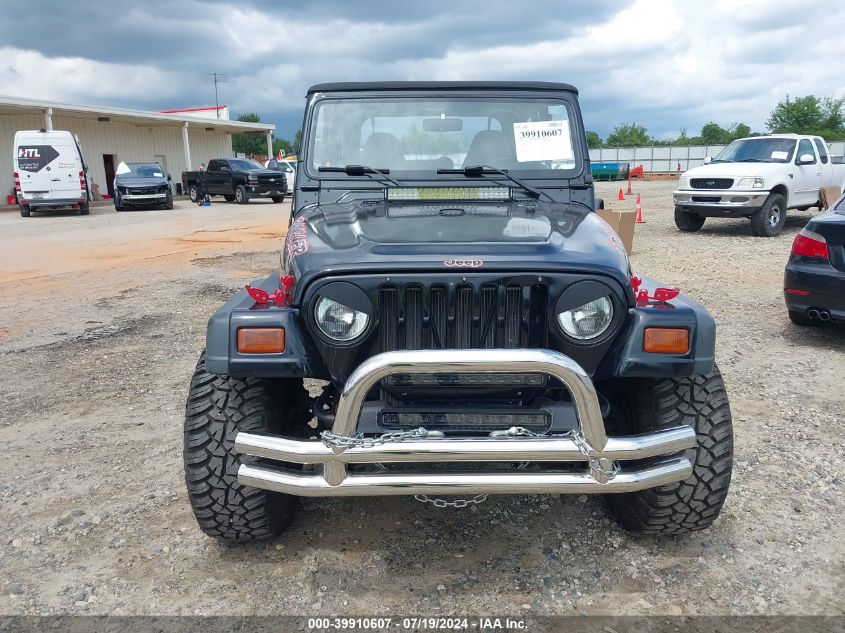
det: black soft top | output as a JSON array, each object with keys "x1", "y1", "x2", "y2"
[{"x1": 307, "y1": 81, "x2": 578, "y2": 95}]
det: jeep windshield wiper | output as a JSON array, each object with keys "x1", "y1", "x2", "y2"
[
  {"x1": 318, "y1": 164, "x2": 401, "y2": 186},
  {"x1": 437, "y1": 165, "x2": 553, "y2": 202}
]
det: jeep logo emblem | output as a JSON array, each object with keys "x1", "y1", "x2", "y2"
[{"x1": 443, "y1": 259, "x2": 484, "y2": 268}]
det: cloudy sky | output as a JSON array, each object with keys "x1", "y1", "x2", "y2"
[{"x1": 1, "y1": 0, "x2": 843, "y2": 141}]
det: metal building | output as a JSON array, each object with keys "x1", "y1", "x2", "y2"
[{"x1": 0, "y1": 96, "x2": 274, "y2": 199}]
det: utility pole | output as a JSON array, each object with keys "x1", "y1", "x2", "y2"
[{"x1": 205, "y1": 73, "x2": 227, "y2": 119}]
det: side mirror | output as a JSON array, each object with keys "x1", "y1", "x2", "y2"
[
  {"x1": 797, "y1": 153, "x2": 815, "y2": 165},
  {"x1": 167, "y1": 174, "x2": 172, "y2": 182},
  {"x1": 703, "y1": 156, "x2": 712, "y2": 165}
]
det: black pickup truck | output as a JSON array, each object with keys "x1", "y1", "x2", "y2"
[
  {"x1": 182, "y1": 158, "x2": 286, "y2": 204},
  {"x1": 184, "y1": 81, "x2": 733, "y2": 541}
]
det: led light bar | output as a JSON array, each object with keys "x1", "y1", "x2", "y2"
[
  {"x1": 387, "y1": 186, "x2": 511, "y2": 201},
  {"x1": 387, "y1": 373, "x2": 547, "y2": 387},
  {"x1": 380, "y1": 411, "x2": 550, "y2": 432}
]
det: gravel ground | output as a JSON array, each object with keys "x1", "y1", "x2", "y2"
[{"x1": 0, "y1": 182, "x2": 842, "y2": 617}]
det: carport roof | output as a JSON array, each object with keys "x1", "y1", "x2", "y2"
[{"x1": 0, "y1": 95, "x2": 274, "y2": 134}]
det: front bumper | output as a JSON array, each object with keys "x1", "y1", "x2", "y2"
[
  {"x1": 122, "y1": 193, "x2": 168, "y2": 204},
  {"x1": 673, "y1": 189, "x2": 769, "y2": 213},
  {"x1": 247, "y1": 185, "x2": 285, "y2": 197},
  {"x1": 234, "y1": 349, "x2": 696, "y2": 497}
]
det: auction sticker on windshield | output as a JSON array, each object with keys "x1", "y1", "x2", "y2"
[{"x1": 513, "y1": 119, "x2": 573, "y2": 162}]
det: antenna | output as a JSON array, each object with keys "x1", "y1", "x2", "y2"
[{"x1": 205, "y1": 73, "x2": 227, "y2": 119}]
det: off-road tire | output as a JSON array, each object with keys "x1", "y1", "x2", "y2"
[
  {"x1": 114, "y1": 197, "x2": 124, "y2": 212},
  {"x1": 674, "y1": 207, "x2": 705, "y2": 232},
  {"x1": 224, "y1": 194, "x2": 236, "y2": 202},
  {"x1": 272, "y1": 195, "x2": 285, "y2": 204},
  {"x1": 604, "y1": 368, "x2": 733, "y2": 535},
  {"x1": 750, "y1": 193, "x2": 786, "y2": 237},
  {"x1": 188, "y1": 184, "x2": 200, "y2": 203},
  {"x1": 79, "y1": 202, "x2": 90, "y2": 215},
  {"x1": 19, "y1": 205, "x2": 30, "y2": 217},
  {"x1": 184, "y1": 351, "x2": 311, "y2": 541},
  {"x1": 235, "y1": 185, "x2": 249, "y2": 205},
  {"x1": 788, "y1": 310, "x2": 817, "y2": 326}
]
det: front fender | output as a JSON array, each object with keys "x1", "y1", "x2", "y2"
[
  {"x1": 595, "y1": 276, "x2": 716, "y2": 379},
  {"x1": 205, "y1": 273, "x2": 329, "y2": 378}
]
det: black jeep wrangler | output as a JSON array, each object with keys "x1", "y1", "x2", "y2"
[{"x1": 184, "y1": 82, "x2": 733, "y2": 540}]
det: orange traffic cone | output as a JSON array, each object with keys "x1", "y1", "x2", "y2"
[
  {"x1": 626, "y1": 178, "x2": 633, "y2": 195},
  {"x1": 636, "y1": 202, "x2": 645, "y2": 224},
  {"x1": 617, "y1": 188, "x2": 625, "y2": 201}
]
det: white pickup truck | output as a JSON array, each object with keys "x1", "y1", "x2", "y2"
[{"x1": 673, "y1": 134, "x2": 845, "y2": 236}]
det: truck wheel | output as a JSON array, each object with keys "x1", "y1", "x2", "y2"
[
  {"x1": 184, "y1": 351, "x2": 310, "y2": 541},
  {"x1": 234, "y1": 185, "x2": 249, "y2": 204},
  {"x1": 79, "y1": 202, "x2": 90, "y2": 215},
  {"x1": 164, "y1": 193, "x2": 174, "y2": 210},
  {"x1": 272, "y1": 195, "x2": 285, "y2": 204},
  {"x1": 603, "y1": 367, "x2": 733, "y2": 535},
  {"x1": 750, "y1": 193, "x2": 786, "y2": 237},
  {"x1": 19, "y1": 204, "x2": 30, "y2": 217},
  {"x1": 224, "y1": 194, "x2": 236, "y2": 202},
  {"x1": 114, "y1": 197, "x2": 124, "y2": 212},
  {"x1": 674, "y1": 207, "x2": 705, "y2": 232},
  {"x1": 188, "y1": 184, "x2": 200, "y2": 203}
]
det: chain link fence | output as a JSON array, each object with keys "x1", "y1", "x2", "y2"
[{"x1": 590, "y1": 142, "x2": 845, "y2": 173}]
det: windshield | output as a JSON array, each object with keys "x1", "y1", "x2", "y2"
[
  {"x1": 308, "y1": 97, "x2": 577, "y2": 177},
  {"x1": 714, "y1": 138, "x2": 796, "y2": 163},
  {"x1": 116, "y1": 162, "x2": 164, "y2": 177},
  {"x1": 229, "y1": 158, "x2": 264, "y2": 170}
]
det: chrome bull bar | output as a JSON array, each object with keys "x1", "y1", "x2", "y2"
[{"x1": 234, "y1": 349, "x2": 696, "y2": 496}]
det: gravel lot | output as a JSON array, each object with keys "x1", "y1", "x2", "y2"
[{"x1": 0, "y1": 183, "x2": 842, "y2": 617}]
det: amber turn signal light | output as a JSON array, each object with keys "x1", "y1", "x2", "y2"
[
  {"x1": 643, "y1": 328, "x2": 689, "y2": 354},
  {"x1": 237, "y1": 328, "x2": 285, "y2": 354}
]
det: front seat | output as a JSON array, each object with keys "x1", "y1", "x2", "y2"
[
  {"x1": 361, "y1": 132, "x2": 405, "y2": 168},
  {"x1": 463, "y1": 130, "x2": 514, "y2": 168}
]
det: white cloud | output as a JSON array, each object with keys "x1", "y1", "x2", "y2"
[{"x1": 1, "y1": 0, "x2": 843, "y2": 139}]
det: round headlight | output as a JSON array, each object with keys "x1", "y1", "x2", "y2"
[
  {"x1": 558, "y1": 296, "x2": 613, "y2": 340},
  {"x1": 314, "y1": 296, "x2": 368, "y2": 341}
]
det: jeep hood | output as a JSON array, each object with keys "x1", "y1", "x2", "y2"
[{"x1": 284, "y1": 199, "x2": 631, "y2": 294}]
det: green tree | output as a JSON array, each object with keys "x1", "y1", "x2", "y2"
[
  {"x1": 292, "y1": 129, "x2": 302, "y2": 154},
  {"x1": 231, "y1": 113, "x2": 267, "y2": 156},
  {"x1": 732, "y1": 123, "x2": 751, "y2": 139},
  {"x1": 699, "y1": 122, "x2": 732, "y2": 144},
  {"x1": 605, "y1": 122, "x2": 650, "y2": 147},
  {"x1": 766, "y1": 95, "x2": 845, "y2": 139},
  {"x1": 585, "y1": 130, "x2": 602, "y2": 149}
]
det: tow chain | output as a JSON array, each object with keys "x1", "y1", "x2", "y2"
[
  {"x1": 319, "y1": 426, "x2": 434, "y2": 449},
  {"x1": 319, "y1": 424, "x2": 620, "y2": 508},
  {"x1": 414, "y1": 494, "x2": 488, "y2": 508}
]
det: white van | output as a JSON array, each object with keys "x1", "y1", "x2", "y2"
[{"x1": 14, "y1": 130, "x2": 90, "y2": 217}]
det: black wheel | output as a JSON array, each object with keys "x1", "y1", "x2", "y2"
[
  {"x1": 224, "y1": 194, "x2": 236, "y2": 202},
  {"x1": 19, "y1": 204, "x2": 30, "y2": 217},
  {"x1": 272, "y1": 195, "x2": 285, "y2": 204},
  {"x1": 114, "y1": 196, "x2": 124, "y2": 212},
  {"x1": 188, "y1": 184, "x2": 200, "y2": 203},
  {"x1": 164, "y1": 193, "x2": 174, "y2": 210},
  {"x1": 674, "y1": 206, "x2": 705, "y2": 232},
  {"x1": 788, "y1": 310, "x2": 818, "y2": 326},
  {"x1": 79, "y1": 202, "x2": 90, "y2": 215},
  {"x1": 750, "y1": 193, "x2": 786, "y2": 236},
  {"x1": 234, "y1": 185, "x2": 249, "y2": 205},
  {"x1": 184, "y1": 351, "x2": 310, "y2": 541},
  {"x1": 603, "y1": 367, "x2": 734, "y2": 535}
]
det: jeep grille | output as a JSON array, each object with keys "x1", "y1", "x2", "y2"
[{"x1": 378, "y1": 281, "x2": 548, "y2": 351}]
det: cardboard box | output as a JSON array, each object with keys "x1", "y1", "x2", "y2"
[
  {"x1": 820, "y1": 186, "x2": 841, "y2": 210},
  {"x1": 596, "y1": 208, "x2": 637, "y2": 254}
]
